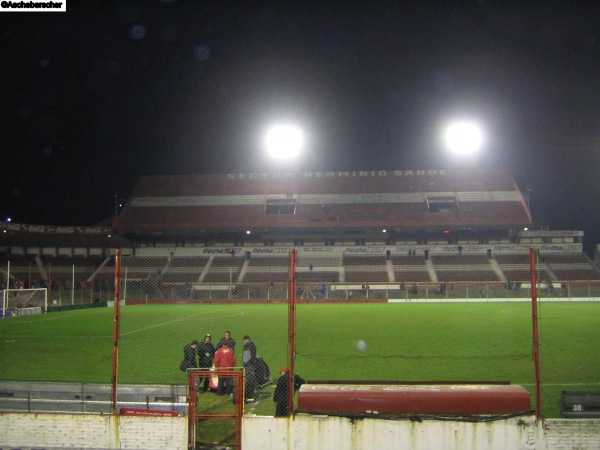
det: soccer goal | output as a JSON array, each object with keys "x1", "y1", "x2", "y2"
[{"x1": 1, "y1": 288, "x2": 48, "y2": 317}]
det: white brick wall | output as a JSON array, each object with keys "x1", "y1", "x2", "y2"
[
  {"x1": 0, "y1": 413, "x2": 187, "y2": 449},
  {"x1": 2, "y1": 412, "x2": 600, "y2": 449},
  {"x1": 544, "y1": 419, "x2": 600, "y2": 450}
]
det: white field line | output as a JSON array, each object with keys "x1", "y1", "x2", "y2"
[
  {"x1": 120, "y1": 309, "x2": 245, "y2": 336},
  {"x1": 0, "y1": 308, "x2": 245, "y2": 339},
  {"x1": 0, "y1": 309, "x2": 106, "y2": 324}
]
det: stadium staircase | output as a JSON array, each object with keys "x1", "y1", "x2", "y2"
[
  {"x1": 237, "y1": 258, "x2": 250, "y2": 283},
  {"x1": 425, "y1": 258, "x2": 438, "y2": 282},
  {"x1": 198, "y1": 256, "x2": 212, "y2": 282},
  {"x1": 87, "y1": 256, "x2": 112, "y2": 284},
  {"x1": 544, "y1": 263, "x2": 559, "y2": 282},
  {"x1": 490, "y1": 258, "x2": 507, "y2": 282},
  {"x1": 386, "y1": 259, "x2": 395, "y2": 282},
  {"x1": 34, "y1": 255, "x2": 47, "y2": 282}
]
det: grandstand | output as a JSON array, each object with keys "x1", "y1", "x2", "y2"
[
  {"x1": 112, "y1": 168, "x2": 531, "y2": 244},
  {"x1": 1, "y1": 168, "x2": 599, "y2": 305}
]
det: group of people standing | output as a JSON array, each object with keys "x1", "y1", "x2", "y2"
[
  {"x1": 180, "y1": 331, "x2": 304, "y2": 415},
  {"x1": 180, "y1": 331, "x2": 259, "y2": 401}
]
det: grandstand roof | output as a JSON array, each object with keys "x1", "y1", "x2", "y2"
[{"x1": 113, "y1": 168, "x2": 532, "y2": 241}]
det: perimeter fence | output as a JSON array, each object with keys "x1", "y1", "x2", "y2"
[
  {"x1": 3, "y1": 254, "x2": 600, "y2": 308},
  {"x1": 1, "y1": 250, "x2": 600, "y2": 428},
  {"x1": 113, "y1": 249, "x2": 600, "y2": 422}
]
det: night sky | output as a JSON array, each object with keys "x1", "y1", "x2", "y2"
[{"x1": 2, "y1": 1, "x2": 600, "y2": 253}]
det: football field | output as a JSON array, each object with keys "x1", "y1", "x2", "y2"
[{"x1": 0, "y1": 301, "x2": 599, "y2": 418}]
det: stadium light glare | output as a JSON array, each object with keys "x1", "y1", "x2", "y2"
[
  {"x1": 265, "y1": 124, "x2": 304, "y2": 159},
  {"x1": 444, "y1": 120, "x2": 483, "y2": 155}
]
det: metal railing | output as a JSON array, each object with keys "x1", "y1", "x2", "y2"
[{"x1": 118, "y1": 280, "x2": 600, "y2": 302}]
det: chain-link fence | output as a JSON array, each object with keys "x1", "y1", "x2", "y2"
[
  {"x1": 1, "y1": 248, "x2": 600, "y2": 426},
  {"x1": 1, "y1": 255, "x2": 114, "y2": 308}
]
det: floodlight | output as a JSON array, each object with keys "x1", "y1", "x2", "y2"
[
  {"x1": 444, "y1": 121, "x2": 483, "y2": 155},
  {"x1": 265, "y1": 124, "x2": 304, "y2": 159}
]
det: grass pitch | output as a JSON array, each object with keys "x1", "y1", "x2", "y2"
[{"x1": 0, "y1": 301, "x2": 599, "y2": 418}]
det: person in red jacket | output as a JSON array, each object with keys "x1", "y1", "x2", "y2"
[{"x1": 214, "y1": 342, "x2": 236, "y2": 396}]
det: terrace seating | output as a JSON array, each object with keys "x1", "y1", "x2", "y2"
[
  {"x1": 343, "y1": 255, "x2": 387, "y2": 266},
  {"x1": 501, "y1": 268, "x2": 553, "y2": 283},
  {"x1": 297, "y1": 271, "x2": 339, "y2": 283},
  {"x1": 431, "y1": 251, "x2": 598, "y2": 284},
  {"x1": 550, "y1": 268, "x2": 600, "y2": 281},
  {"x1": 116, "y1": 255, "x2": 168, "y2": 283},
  {"x1": 243, "y1": 271, "x2": 289, "y2": 283},
  {"x1": 390, "y1": 255, "x2": 426, "y2": 266},
  {"x1": 345, "y1": 270, "x2": 389, "y2": 282},
  {"x1": 247, "y1": 256, "x2": 288, "y2": 267},
  {"x1": 297, "y1": 257, "x2": 341, "y2": 268},
  {"x1": 2, "y1": 255, "x2": 37, "y2": 284},
  {"x1": 539, "y1": 253, "x2": 600, "y2": 280},
  {"x1": 394, "y1": 270, "x2": 431, "y2": 283},
  {"x1": 210, "y1": 256, "x2": 246, "y2": 269},
  {"x1": 431, "y1": 254, "x2": 490, "y2": 265},
  {"x1": 435, "y1": 269, "x2": 500, "y2": 282},
  {"x1": 539, "y1": 253, "x2": 588, "y2": 264},
  {"x1": 495, "y1": 254, "x2": 530, "y2": 265},
  {"x1": 203, "y1": 272, "x2": 239, "y2": 283},
  {"x1": 162, "y1": 256, "x2": 209, "y2": 284}
]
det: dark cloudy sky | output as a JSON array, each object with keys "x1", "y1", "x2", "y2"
[{"x1": 2, "y1": 1, "x2": 600, "y2": 252}]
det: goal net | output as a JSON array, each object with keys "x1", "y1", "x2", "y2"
[{"x1": 1, "y1": 288, "x2": 48, "y2": 317}]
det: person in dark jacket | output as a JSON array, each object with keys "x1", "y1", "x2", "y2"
[
  {"x1": 197, "y1": 333, "x2": 216, "y2": 392},
  {"x1": 179, "y1": 340, "x2": 199, "y2": 372},
  {"x1": 216, "y1": 330, "x2": 236, "y2": 351},
  {"x1": 242, "y1": 335, "x2": 257, "y2": 367},
  {"x1": 273, "y1": 367, "x2": 305, "y2": 417}
]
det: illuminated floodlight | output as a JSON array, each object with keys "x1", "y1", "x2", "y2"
[
  {"x1": 265, "y1": 124, "x2": 304, "y2": 159},
  {"x1": 444, "y1": 121, "x2": 483, "y2": 155}
]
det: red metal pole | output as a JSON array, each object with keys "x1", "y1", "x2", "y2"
[
  {"x1": 188, "y1": 371, "x2": 197, "y2": 450},
  {"x1": 529, "y1": 246, "x2": 542, "y2": 420},
  {"x1": 288, "y1": 247, "x2": 297, "y2": 416},
  {"x1": 111, "y1": 249, "x2": 121, "y2": 414}
]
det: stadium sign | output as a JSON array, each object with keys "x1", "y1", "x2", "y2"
[
  {"x1": 190, "y1": 244, "x2": 582, "y2": 257},
  {"x1": 226, "y1": 169, "x2": 448, "y2": 180},
  {"x1": 252, "y1": 248, "x2": 289, "y2": 254},
  {"x1": 519, "y1": 230, "x2": 583, "y2": 237},
  {"x1": 1, "y1": 222, "x2": 111, "y2": 235}
]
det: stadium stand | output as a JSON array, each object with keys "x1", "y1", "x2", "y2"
[
  {"x1": 112, "y1": 169, "x2": 531, "y2": 240},
  {"x1": 2, "y1": 168, "x2": 600, "y2": 304}
]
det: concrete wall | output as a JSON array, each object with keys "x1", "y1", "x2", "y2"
[
  {"x1": 0, "y1": 413, "x2": 187, "y2": 449},
  {"x1": 243, "y1": 414, "x2": 542, "y2": 450},
  {"x1": 544, "y1": 418, "x2": 600, "y2": 450},
  {"x1": 1, "y1": 412, "x2": 600, "y2": 449}
]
